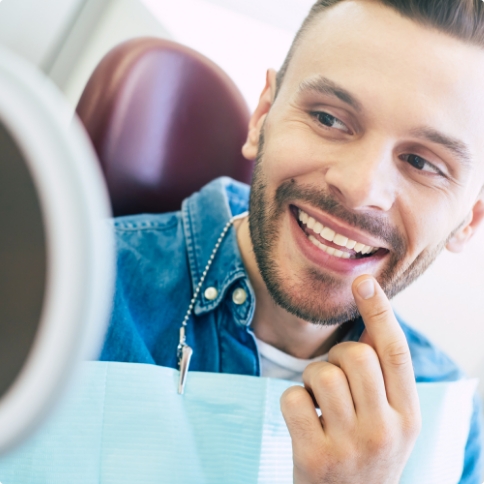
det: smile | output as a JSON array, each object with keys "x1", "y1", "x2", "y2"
[{"x1": 297, "y1": 208, "x2": 382, "y2": 260}]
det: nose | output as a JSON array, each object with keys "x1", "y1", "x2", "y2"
[{"x1": 324, "y1": 137, "x2": 396, "y2": 212}]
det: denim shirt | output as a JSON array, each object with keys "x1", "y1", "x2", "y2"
[{"x1": 100, "y1": 177, "x2": 483, "y2": 483}]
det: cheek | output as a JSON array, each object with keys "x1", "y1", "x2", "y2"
[
  {"x1": 263, "y1": 128, "x2": 334, "y2": 184},
  {"x1": 399, "y1": 197, "x2": 456, "y2": 257}
]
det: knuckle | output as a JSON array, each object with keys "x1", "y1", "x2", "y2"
[
  {"x1": 366, "y1": 304, "x2": 390, "y2": 323},
  {"x1": 382, "y1": 341, "x2": 411, "y2": 368},
  {"x1": 314, "y1": 364, "x2": 345, "y2": 390},
  {"x1": 281, "y1": 386, "x2": 307, "y2": 413},
  {"x1": 304, "y1": 361, "x2": 324, "y2": 375},
  {"x1": 302, "y1": 361, "x2": 324, "y2": 383},
  {"x1": 346, "y1": 343, "x2": 377, "y2": 366},
  {"x1": 328, "y1": 341, "x2": 351, "y2": 360},
  {"x1": 366, "y1": 426, "x2": 394, "y2": 453}
]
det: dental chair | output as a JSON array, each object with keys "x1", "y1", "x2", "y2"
[{"x1": 76, "y1": 37, "x2": 253, "y2": 216}]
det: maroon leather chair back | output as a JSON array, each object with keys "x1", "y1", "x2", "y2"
[{"x1": 76, "y1": 37, "x2": 253, "y2": 216}]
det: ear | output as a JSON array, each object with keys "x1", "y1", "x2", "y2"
[
  {"x1": 446, "y1": 197, "x2": 484, "y2": 253},
  {"x1": 242, "y1": 69, "x2": 278, "y2": 161}
]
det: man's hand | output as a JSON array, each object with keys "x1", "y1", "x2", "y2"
[{"x1": 280, "y1": 275, "x2": 421, "y2": 484}]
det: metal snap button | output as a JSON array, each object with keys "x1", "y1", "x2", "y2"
[
  {"x1": 204, "y1": 287, "x2": 218, "y2": 301},
  {"x1": 232, "y1": 287, "x2": 247, "y2": 305}
]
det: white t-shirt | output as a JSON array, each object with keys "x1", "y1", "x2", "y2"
[{"x1": 254, "y1": 336, "x2": 329, "y2": 382}]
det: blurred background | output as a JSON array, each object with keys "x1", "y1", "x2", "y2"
[{"x1": 0, "y1": 0, "x2": 482, "y2": 402}]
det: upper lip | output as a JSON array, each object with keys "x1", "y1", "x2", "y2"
[{"x1": 294, "y1": 203, "x2": 389, "y2": 250}]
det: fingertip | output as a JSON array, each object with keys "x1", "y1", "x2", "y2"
[
  {"x1": 355, "y1": 278, "x2": 375, "y2": 300},
  {"x1": 352, "y1": 275, "x2": 385, "y2": 300}
]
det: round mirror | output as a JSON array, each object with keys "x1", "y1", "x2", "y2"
[
  {"x1": 0, "y1": 120, "x2": 46, "y2": 400},
  {"x1": 0, "y1": 46, "x2": 114, "y2": 454}
]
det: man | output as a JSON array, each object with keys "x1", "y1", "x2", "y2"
[{"x1": 101, "y1": 0, "x2": 484, "y2": 481}]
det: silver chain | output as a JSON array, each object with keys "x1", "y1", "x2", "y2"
[{"x1": 177, "y1": 211, "x2": 249, "y2": 364}]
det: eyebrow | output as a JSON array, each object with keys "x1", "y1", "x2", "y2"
[
  {"x1": 297, "y1": 76, "x2": 363, "y2": 113},
  {"x1": 410, "y1": 127, "x2": 472, "y2": 167},
  {"x1": 297, "y1": 76, "x2": 473, "y2": 168}
]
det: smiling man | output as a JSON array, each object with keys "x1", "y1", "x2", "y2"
[{"x1": 102, "y1": 0, "x2": 484, "y2": 482}]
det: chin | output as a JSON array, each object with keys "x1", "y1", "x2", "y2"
[{"x1": 263, "y1": 264, "x2": 360, "y2": 326}]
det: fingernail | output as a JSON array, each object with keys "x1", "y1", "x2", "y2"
[{"x1": 357, "y1": 279, "x2": 375, "y2": 300}]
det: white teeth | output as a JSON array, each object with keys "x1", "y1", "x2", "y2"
[
  {"x1": 345, "y1": 239, "x2": 357, "y2": 250},
  {"x1": 313, "y1": 221, "x2": 323, "y2": 235},
  {"x1": 321, "y1": 227, "x2": 335, "y2": 242},
  {"x1": 353, "y1": 242, "x2": 365, "y2": 253},
  {"x1": 299, "y1": 210, "x2": 309, "y2": 224},
  {"x1": 299, "y1": 209, "x2": 381, "y2": 256},
  {"x1": 333, "y1": 234, "x2": 348, "y2": 247},
  {"x1": 308, "y1": 235, "x2": 355, "y2": 260},
  {"x1": 308, "y1": 235, "x2": 317, "y2": 245}
]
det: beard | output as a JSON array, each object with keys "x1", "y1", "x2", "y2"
[{"x1": 248, "y1": 130, "x2": 448, "y2": 326}]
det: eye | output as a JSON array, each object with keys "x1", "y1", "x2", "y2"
[
  {"x1": 401, "y1": 154, "x2": 443, "y2": 175},
  {"x1": 311, "y1": 111, "x2": 351, "y2": 134}
]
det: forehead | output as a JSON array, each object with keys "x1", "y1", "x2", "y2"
[
  {"x1": 288, "y1": 1, "x2": 484, "y2": 94},
  {"x1": 279, "y1": 0, "x2": 484, "y2": 170}
]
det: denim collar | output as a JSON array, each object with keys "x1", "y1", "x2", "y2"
[{"x1": 181, "y1": 177, "x2": 254, "y2": 326}]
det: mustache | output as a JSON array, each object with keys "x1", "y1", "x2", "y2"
[{"x1": 274, "y1": 179, "x2": 406, "y2": 255}]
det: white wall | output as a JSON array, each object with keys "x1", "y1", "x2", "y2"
[
  {"x1": 62, "y1": 0, "x2": 484, "y2": 401},
  {"x1": 392, "y1": 230, "x2": 484, "y2": 395}
]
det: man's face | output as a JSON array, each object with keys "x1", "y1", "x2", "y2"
[{"x1": 246, "y1": 0, "x2": 484, "y2": 325}]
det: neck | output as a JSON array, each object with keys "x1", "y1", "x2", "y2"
[{"x1": 235, "y1": 216, "x2": 341, "y2": 360}]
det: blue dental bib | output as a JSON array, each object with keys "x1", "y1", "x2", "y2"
[{"x1": 0, "y1": 362, "x2": 476, "y2": 484}]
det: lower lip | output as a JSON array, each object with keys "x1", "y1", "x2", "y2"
[{"x1": 289, "y1": 208, "x2": 387, "y2": 276}]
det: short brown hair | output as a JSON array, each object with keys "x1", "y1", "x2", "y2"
[{"x1": 276, "y1": 0, "x2": 484, "y2": 93}]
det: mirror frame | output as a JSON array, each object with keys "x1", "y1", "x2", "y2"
[{"x1": 0, "y1": 46, "x2": 114, "y2": 454}]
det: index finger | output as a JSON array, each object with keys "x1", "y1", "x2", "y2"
[{"x1": 352, "y1": 275, "x2": 418, "y2": 414}]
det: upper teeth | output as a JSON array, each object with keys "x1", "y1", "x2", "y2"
[{"x1": 298, "y1": 209, "x2": 379, "y2": 255}]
